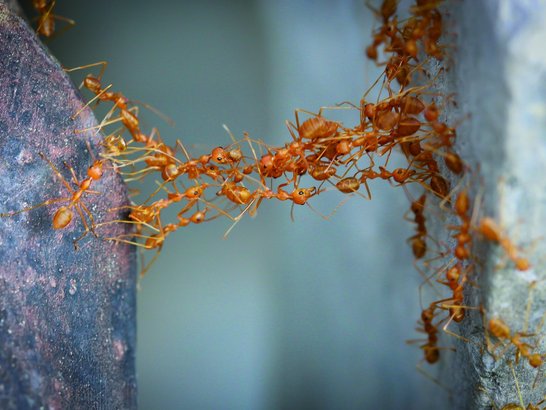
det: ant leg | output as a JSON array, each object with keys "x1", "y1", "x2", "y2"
[
  {"x1": 43, "y1": 13, "x2": 76, "y2": 40},
  {"x1": 71, "y1": 84, "x2": 113, "y2": 119},
  {"x1": 39, "y1": 152, "x2": 74, "y2": 194},
  {"x1": 415, "y1": 359, "x2": 453, "y2": 394},
  {"x1": 416, "y1": 260, "x2": 444, "y2": 304},
  {"x1": 95, "y1": 218, "x2": 159, "y2": 234},
  {"x1": 523, "y1": 281, "x2": 538, "y2": 334},
  {"x1": 175, "y1": 139, "x2": 192, "y2": 161},
  {"x1": 242, "y1": 133, "x2": 268, "y2": 188},
  {"x1": 285, "y1": 120, "x2": 299, "y2": 141},
  {"x1": 107, "y1": 232, "x2": 159, "y2": 247},
  {"x1": 129, "y1": 100, "x2": 175, "y2": 127},
  {"x1": 533, "y1": 366, "x2": 544, "y2": 390},
  {"x1": 73, "y1": 204, "x2": 93, "y2": 250},
  {"x1": 96, "y1": 102, "x2": 127, "y2": 135},
  {"x1": 80, "y1": 202, "x2": 98, "y2": 237},
  {"x1": 361, "y1": 178, "x2": 372, "y2": 200},
  {"x1": 0, "y1": 197, "x2": 69, "y2": 217},
  {"x1": 441, "y1": 311, "x2": 474, "y2": 344},
  {"x1": 140, "y1": 246, "x2": 163, "y2": 277},
  {"x1": 64, "y1": 61, "x2": 108, "y2": 82},
  {"x1": 62, "y1": 161, "x2": 81, "y2": 186},
  {"x1": 305, "y1": 195, "x2": 352, "y2": 221},
  {"x1": 107, "y1": 237, "x2": 150, "y2": 248},
  {"x1": 248, "y1": 195, "x2": 264, "y2": 218},
  {"x1": 75, "y1": 105, "x2": 139, "y2": 134},
  {"x1": 508, "y1": 361, "x2": 526, "y2": 409}
]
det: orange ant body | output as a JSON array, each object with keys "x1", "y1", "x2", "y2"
[
  {"x1": 335, "y1": 177, "x2": 360, "y2": 194},
  {"x1": 478, "y1": 218, "x2": 530, "y2": 271},
  {"x1": 282, "y1": 186, "x2": 317, "y2": 206},
  {"x1": 358, "y1": 166, "x2": 415, "y2": 185},
  {"x1": 407, "y1": 193, "x2": 427, "y2": 259},
  {"x1": 218, "y1": 182, "x2": 253, "y2": 206},
  {"x1": 248, "y1": 185, "x2": 317, "y2": 215},
  {"x1": 297, "y1": 116, "x2": 339, "y2": 140},
  {"x1": 80, "y1": 74, "x2": 156, "y2": 145},
  {"x1": 435, "y1": 264, "x2": 467, "y2": 323},
  {"x1": 33, "y1": 0, "x2": 75, "y2": 38},
  {"x1": 450, "y1": 190, "x2": 472, "y2": 261},
  {"x1": 488, "y1": 317, "x2": 543, "y2": 369},
  {"x1": 444, "y1": 151, "x2": 463, "y2": 175},
  {"x1": 418, "y1": 303, "x2": 441, "y2": 364},
  {"x1": 310, "y1": 164, "x2": 337, "y2": 181}
]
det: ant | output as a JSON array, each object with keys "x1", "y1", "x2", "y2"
[
  {"x1": 478, "y1": 217, "x2": 530, "y2": 271},
  {"x1": 286, "y1": 108, "x2": 340, "y2": 142},
  {"x1": 405, "y1": 192, "x2": 428, "y2": 259},
  {"x1": 435, "y1": 264, "x2": 468, "y2": 324},
  {"x1": 408, "y1": 301, "x2": 455, "y2": 365},
  {"x1": 419, "y1": 302, "x2": 441, "y2": 364},
  {"x1": 32, "y1": 0, "x2": 75, "y2": 38},
  {"x1": 1, "y1": 152, "x2": 104, "y2": 249},
  {"x1": 487, "y1": 317, "x2": 543, "y2": 369},
  {"x1": 484, "y1": 281, "x2": 546, "y2": 373},
  {"x1": 449, "y1": 189, "x2": 472, "y2": 261}
]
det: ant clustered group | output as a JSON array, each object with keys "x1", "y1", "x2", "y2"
[{"x1": 3, "y1": 0, "x2": 542, "y2": 406}]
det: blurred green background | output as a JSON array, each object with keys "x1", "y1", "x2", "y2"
[{"x1": 27, "y1": 0, "x2": 444, "y2": 408}]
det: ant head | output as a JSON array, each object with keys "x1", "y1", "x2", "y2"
[
  {"x1": 190, "y1": 210, "x2": 206, "y2": 224},
  {"x1": 86, "y1": 160, "x2": 104, "y2": 180},
  {"x1": 210, "y1": 147, "x2": 228, "y2": 164},
  {"x1": 291, "y1": 187, "x2": 316, "y2": 205},
  {"x1": 259, "y1": 155, "x2": 274, "y2": 173}
]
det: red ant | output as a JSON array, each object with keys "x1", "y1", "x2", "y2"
[
  {"x1": 435, "y1": 263, "x2": 468, "y2": 324},
  {"x1": 449, "y1": 189, "x2": 472, "y2": 261},
  {"x1": 488, "y1": 317, "x2": 543, "y2": 369},
  {"x1": 1, "y1": 152, "x2": 104, "y2": 249},
  {"x1": 478, "y1": 217, "x2": 530, "y2": 271},
  {"x1": 33, "y1": 0, "x2": 75, "y2": 38},
  {"x1": 217, "y1": 182, "x2": 253, "y2": 206},
  {"x1": 409, "y1": 302, "x2": 444, "y2": 364},
  {"x1": 286, "y1": 109, "x2": 340, "y2": 142},
  {"x1": 406, "y1": 193, "x2": 428, "y2": 259}
]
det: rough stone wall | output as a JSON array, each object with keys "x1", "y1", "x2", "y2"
[
  {"x1": 430, "y1": 1, "x2": 546, "y2": 408},
  {"x1": 0, "y1": 2, "x2": 137, "y2": 409}
]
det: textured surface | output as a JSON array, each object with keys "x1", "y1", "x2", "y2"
[
  {"x1": 0, "y1": 3, "x2": 137, "y2": 409},
  {"x1": 431, "y1": 1, "x2": 546, "y2": 408}
]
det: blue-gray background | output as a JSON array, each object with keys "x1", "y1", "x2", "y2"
[{"x1": 34, "y1": 0, "x2": 443, "y2": 408}]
